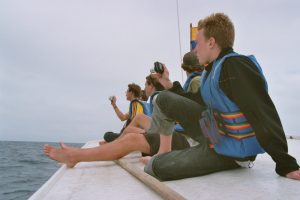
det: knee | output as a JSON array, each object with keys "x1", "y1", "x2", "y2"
[
  {"x1": 134, "y1": 113, "x2": 143, "y2": 120},
  {"x1": 119, "y1": 132, "x2": 141, "y2": 146},
  {"x1": 156, "y1": 91, "x2": 173, "y2": 109},
  {"x1": 131, "y1": 113, "x2": 144, "y2": 125}
]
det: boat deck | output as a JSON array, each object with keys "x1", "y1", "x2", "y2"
[{"x1": 29, "y1": 138, "x2": 300, "y2": 200}]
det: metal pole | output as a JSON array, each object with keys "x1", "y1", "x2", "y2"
[{"x1": 176, "y1": 0, "x2": 184, "y2": 83}]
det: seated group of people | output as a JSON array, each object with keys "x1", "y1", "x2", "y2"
[
  {"x1": 44, "y1": 51, "x2": 201, "y2": 168},
  {"x1": 44, "y1": 13, "x2": 300, "y2": 181}
]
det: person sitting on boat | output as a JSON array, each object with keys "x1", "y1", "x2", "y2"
[
  {"x1": 123, "y1": 53, "x2": 205, "y2": 160},
  {"x1": 181, "y1": 51, "x2": 204, "y2": 94},
  {"x1": 120, "y1": 74, "x2": 163, "y2": 136},
  {"x1": 173, "y1": 51, "x2": 203, "y2": 138},
  {"x1": 119, "y1": 54, "x2": 203, "y2": 145},
  {"x1": 42, "y1": 58, "x2": 206, "y2": 169},
  {"x1": 103, "y1": 83, "x2": 148, "y2": 142},
  {"x1": 122, "y1": 52, "x2": 203, "y2": 137},
  {"x1": 43, "y1": 75, "x2": 190, "y2": 167},
  {"x1": 141, "y1": 13, "x2": 300, "y2": 181}
]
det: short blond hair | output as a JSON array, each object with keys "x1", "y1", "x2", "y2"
[{"x1": 198, "y1": 13, "x2": 235, "y2": 49}]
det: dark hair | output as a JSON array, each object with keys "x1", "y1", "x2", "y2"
[
  {"x1": 128, "y1": 83, "x2": 141, "y2": 97},
  {"x1": 146, "y1": 74, "x2": 164, "y2": 91},
  {"x1": 198, "y1": 13, "x2": 235, "y2": 49},
  {"x1": 140, "y1": 90, "x2": 148, "y2": 101},
  {"x1": 181, "y1": 51, "x2": 204, "y2": 73},
  {"x1": 181, "y1": 65, "x2": 203, "y2": 73}
]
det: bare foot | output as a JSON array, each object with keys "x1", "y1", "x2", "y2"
[
  {"x1": 139, "y1": 156, "x2": 152, "y2": 165},
  {"x1": 139, "y1": 149, "x2": 170, "y2": 165},
  {"x1": 59, "y1": 142, "x2": 77, "y2": 150},
  {"x1": 43, "y1": 143, "x2": 78, "y2": 168},
  {"x1": 286, "y1": 169, "x2": 300, "y2": 180},
  {"x1": 99, "y1": 140, "x2": 107, "y2": 146}
]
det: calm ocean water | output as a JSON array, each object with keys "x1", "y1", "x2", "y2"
[{"x1": 0, "y1": 141, "x2": 83, "y2": 200}]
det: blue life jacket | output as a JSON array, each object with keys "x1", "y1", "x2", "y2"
[
  {"x1": 175, "y1": 72, "x2": 202, "y2": 132},
  {"x1": 140, "y1": 101, "x2": 152, "y2": 117},
  {"x1": 129, "y1": 99, "x2": 151, "y2": 118},
  {"x1": 129, "y1": 92, "x2": 160, "y2": 118},
  {"x1": 200, "y1": 52, "x2": 268, "y2": 158}
]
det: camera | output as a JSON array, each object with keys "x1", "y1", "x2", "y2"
[{"x1": 150, "y1": 61, "x2": 164, "y2": 74}]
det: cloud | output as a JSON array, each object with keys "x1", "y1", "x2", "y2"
[{"x1": 1, "y1": 0, "x2": 300, "y2": 142}]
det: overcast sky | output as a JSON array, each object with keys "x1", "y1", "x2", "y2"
[{"x1": 1, "y1": 0, "x2": 300, "y2": 143}]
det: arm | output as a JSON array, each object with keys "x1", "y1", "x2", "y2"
[
  {"x1": 221, "y1": 57, "x2": 299, "y2": 177},
  {"x1": 155, "y1": 65, "x2": 205, "y2": 105},
  {"x1": 111, "y1": 96, "x2": 129, "y2": 121},
  {"x1": 152, "y1": 65, "x2": 173, "y2": 89},
  {"x1": 169, "y1": 81, "x2": 204, "y2": 105}
]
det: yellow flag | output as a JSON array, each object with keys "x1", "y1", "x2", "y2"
[{"x1": 190, "y1": 24, "x2": 198, "y2": 50}]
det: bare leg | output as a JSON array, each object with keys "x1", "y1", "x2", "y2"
[
  {"x1": 130, "y1": 113, "x2": 151, "y2": 129},
  {"x1": 96, "y1": 108, "x2": 151, "y2": 152},
  {"x1": 99, "y1": 114, "x2": 151, "y2": 145},
  {"x1": 44, "y1": 133, "x2": 151, "y2": 168},
  {"x1": 99, "y1": 140, "x2": 107, "y2": 145},
  {"x1": 122, "y1": 114, "x2": 151, "y2": 135},
  {"x1": 122, "y1": 126, "x2": 145, "y2": 135}
]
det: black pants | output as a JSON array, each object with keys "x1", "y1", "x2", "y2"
[{"x1": 144, "y1": 91, "x2": 240, "y2": 181}]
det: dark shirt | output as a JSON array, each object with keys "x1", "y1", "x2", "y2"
[{"x1": 169, "y1": 48, "x2": 299, "y2": 176}]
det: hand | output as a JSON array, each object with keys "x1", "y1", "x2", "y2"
[
  {"x1": 286, "y1": 169, "x2": 300, "y2": 180},
  {"x1": 111, "y1": 96, "x2": 117, "y2": 105},
  {"x1": 152, "y1": 64, "x2": 173, "y2": 89}
]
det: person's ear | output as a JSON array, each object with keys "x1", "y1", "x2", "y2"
[
  {"x1": 208, "y1": 37, "x2": 216, "y2": 49},
  {"x1": 150, "y1": 84, "x2": 154, "y2": 90}
]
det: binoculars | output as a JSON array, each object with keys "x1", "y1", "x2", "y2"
[{"x1": 150, "y1": 61, "x2": 164, "y2": 74}]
